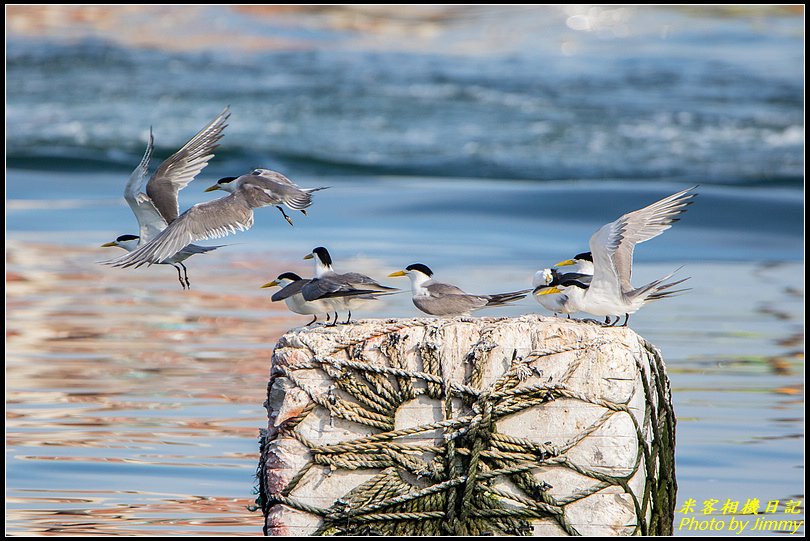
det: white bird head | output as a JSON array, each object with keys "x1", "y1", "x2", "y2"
[
  {"x1": 389, "y1": 263, "x2": 433, "y2": 289},
  {"x1": 554, "y1": 252, "x2": 594, "y2": 275},
  {"x1": 303, "y1": 247, "x2": 333, "y2": 276},
  {"x1": 532, "y1": 268, "x2": 554, "y2": 288},
  {"x1": 101, "y1": 234, "x2": 140, "y2": 252},
  {"x1": 260, "y1": 271, "x2": 303, "y2": 289},
  {"x1": 205, "y1": 176, "x2": 240, "y2": 193},
  {"x1": 535, "y1": 277, "x2": 588, "y2": 298}
]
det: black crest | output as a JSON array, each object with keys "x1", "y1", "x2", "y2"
[
  {"x1": 278, "y1": 272, "x2": 303, "y2": 282},
  {"x1": 405, "y1": 263, "x2": 433, "y2": 277},
  {"x1": 574, "y1": 252, "x2": 593, "y2": 262},
  {"x1": 312, "y1": 247, "x2": 332, "y2": 266},
  {"x1": 560, "y1": 279, "x2": 589, "y2": 290},
  {"x1": 116, "y1": 234, "x2": 140, "y2": 242},
  {"x1": 217, "y1": 176, "x2": 238, "y2": 184}
]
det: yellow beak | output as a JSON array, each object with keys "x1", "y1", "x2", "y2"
[
  {"x1": 554, "y1": 259, "x2": 576, "y2": 267},
  {"x1": 388, "y1": 270, "x2": 407, "y2": 278},
  {"x1": 303, "y1": 254, "x2": 314, "y2": 260},
  {"x1": 260, "y1": 280, "x2": 279, "y2": 289},
  {"x1": 535, "y1": 286, "x2": 561, "y2": 296},
  {"x1": 204, "y1": 184, "x2": 221, "y2": 193},
  {"x1": 100, "y1": 241, "x2": 117, "y2": 247}
]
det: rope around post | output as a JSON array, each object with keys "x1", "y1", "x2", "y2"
[{"x1": 262, "y1": 317, "x2": 676, "y2": 536}]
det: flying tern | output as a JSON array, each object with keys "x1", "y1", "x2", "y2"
[
  {"x1": 102, "y1": 169, "x2": 327, "y2": 269},
  {"x1": 100, "y1": 107, "x2": 230, "y2": 287}
]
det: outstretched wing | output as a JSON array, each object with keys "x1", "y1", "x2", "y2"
[
  {"x1": 338, "y1": 272, "x2": 397, "y2": 291},
  {"x1": 590, "y1": 186, "x2": 697, "y2": 295},
  {"x1": 123, "y1": 129, "x2": 168, "y2": 241},
  {"x1": 102, "y1": 191, "x2": 254, "y2": 268},
  {"x1": 146, "y1": 106, "x2": 230, "y2": 223}
]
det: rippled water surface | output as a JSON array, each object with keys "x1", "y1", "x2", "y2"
[{"x1": 6, "y1": 5, "x2": 804, "y2": 536}]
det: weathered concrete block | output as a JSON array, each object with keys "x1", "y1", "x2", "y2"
[{"x1": 258, "y1": 315, "x2": 676, "y2": 536}]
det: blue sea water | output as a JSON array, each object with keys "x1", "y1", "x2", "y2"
[{"x1": 6, "y1": 5, "x2": 804, "y2": 536}]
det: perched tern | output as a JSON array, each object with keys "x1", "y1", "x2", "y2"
[
  {"x1": 389, "y1": 263, "x2": 530, "y2": 317},
  {"x1": 550, "y1": 186, "x2": 697, "y2": 326},
  {"x1": 302, "y1": 247, "x2": 397, "y2": 324},
  {"x1": 553, "y1": 252, "x2": 594, "y2": 275},
  {"x1": 100, "y1": 107, "x2": 230, "y2": 287},
  {"x1": 102, "y1": 168, "x2": 327, "y2": 269},
  {"x1": 261, "y1": 271, "x2": 386, "y2": 326},
  {"x1": 537, "y1": 274, "x2": 688, "y2": 325},
  {"x1": 532, "y1": 268, "x2": 592, "y2": 318}
]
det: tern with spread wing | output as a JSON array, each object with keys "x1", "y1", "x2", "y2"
[
  {"x1": 100, "y1": 107, "x2": 230, "y2": 288},
  {"x1": 545, "y1": 187, "x2": 697, "y2": 326},
  {"x1": 103, "y1": 169, "x2": 328, "y2": 269}
]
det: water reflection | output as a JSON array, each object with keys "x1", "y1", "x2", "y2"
[
  {"x1": 7, "y1": 239, "x2": 804, "y2": 535},
  {"x1": 6, "y1": 241, "x2": 286, "y2": 535}
]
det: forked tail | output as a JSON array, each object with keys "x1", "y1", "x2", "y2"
[{"x1": 486, "y1": 289, "x2": 532, "y2": 307}]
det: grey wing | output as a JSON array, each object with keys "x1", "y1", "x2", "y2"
[
  {"x1": 426, "y1": 282, "x2": 489, "y2": 314},
  {"x1": 178, "y1": 243, "x2": 225, "y2": 255},
  {"x1": 556, "y1": 272, "x2": 592, "y2": 286},
  {"x1": 588, "y1": 221, "x2": 625, "y2": 301},
  {"x1": 240, "y1": 173, "x2": 328, "y2": 212},
  {"x1": 413, "y1": 293, "x2": 487, "y2": 316},
  {"x1": 102, "y1": 192, "x2": 254, "y2": 267},
  {"x1": 609, "y1": 186, "x2": 697, "y2": 291},
  {"x1": 124, "y1": 127, "x2": 153, "y2": 202},
  {"x1": 301, "y1": 277, "x2": 343, "y2": 301},
  {"x1": 300, "y1": 276, "x2": 377, "y2": 301},
  {"x1": 251, "y1": 168, "x2": 297, "y2": 187},
  {"x1": 272, "y1": 280, "x2": 307, "y2": 302},
  {"x1": 255, "y1": 178, "x2": 319, "y2": 211},
  {"x1": 424, "y1": 281, "x2": 473, "y2": 297},
  {"x1": 123, "y1": 129, "x2": 168, "y2": 241},
  {"x1": 339, "y1": 272, "x2": 398, "y2": 291},
  {"x1": 146, "y1": 106, "x2": 230, "y2": 223}
]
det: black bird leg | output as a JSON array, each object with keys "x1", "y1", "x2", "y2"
[
  {"x1": 325, "y1": 313, "x2": 331, "y2": 324},
  {"x1": 179, "y1": 262, "x2": 191, "y2": 289},
  {"x1": 344, "y1": 310, "x2": 352, "y2": 325},
  {"x1": 306, "y1": 315, "x2": 318, "y2": 326},
  {"x1": 172, "y1": 264, "x2": 186, "y2": 289},
  {"x1": 328, "y1": 311, "x2": 339, "y2": 327},
  {"x1": 276, "y1": 205, "x2": 294, "y2": 226},
  {"x1": 621, "y1": 314, "x2": 630, "y2": 327}
]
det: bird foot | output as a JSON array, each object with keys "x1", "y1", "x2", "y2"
[{"x1": 276, "y1": 206, "x2": 295, "y2": 226}]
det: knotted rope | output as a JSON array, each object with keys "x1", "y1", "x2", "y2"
[{"x1": 260, "y1": 318, "x2": 676, "y2": 536}]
